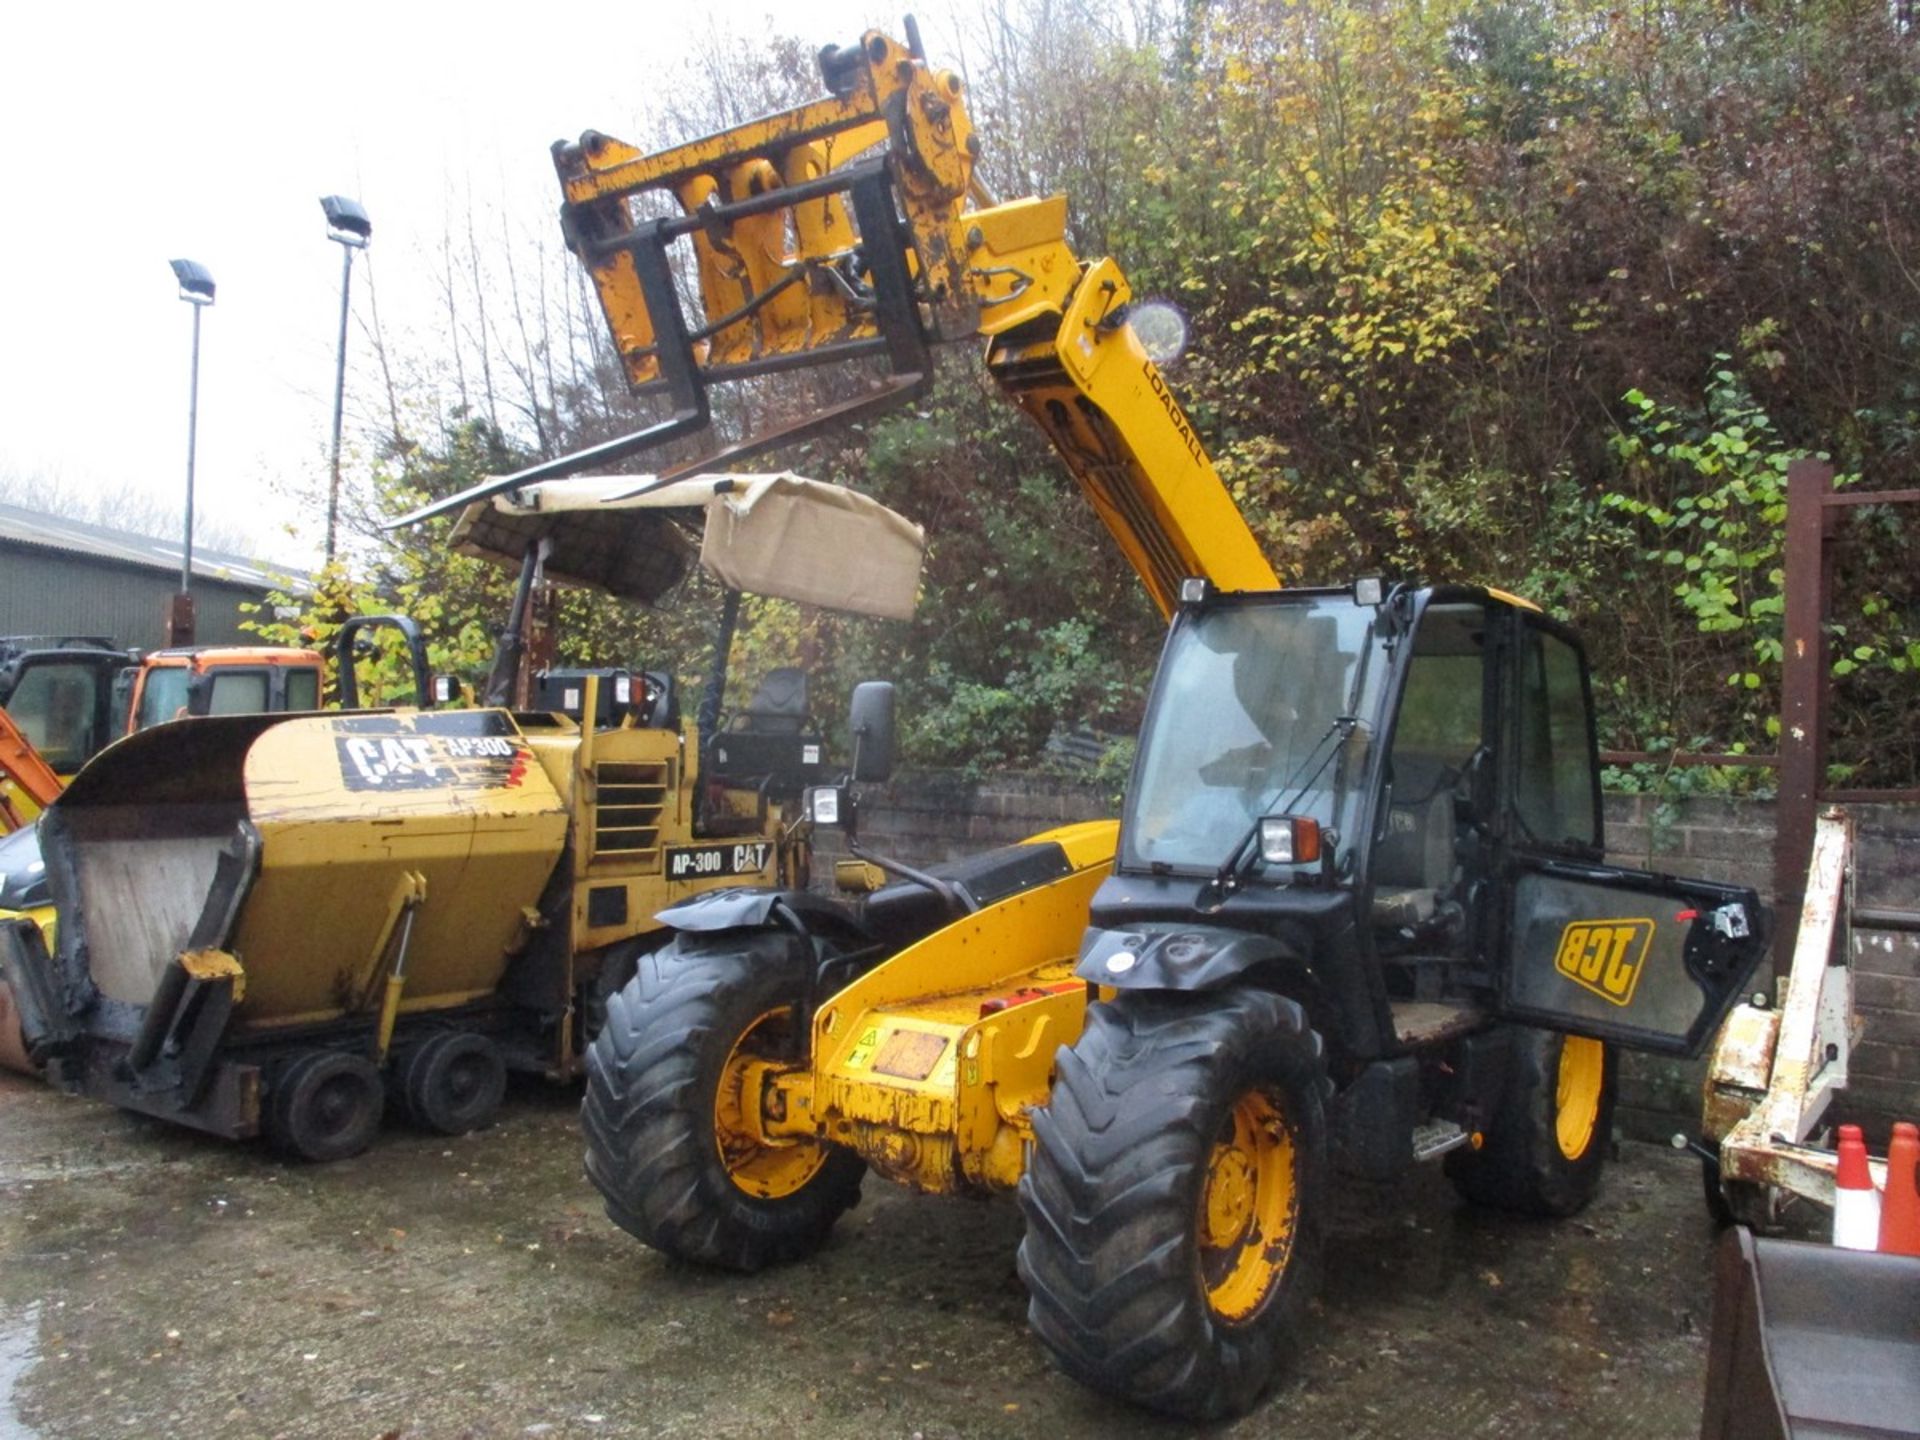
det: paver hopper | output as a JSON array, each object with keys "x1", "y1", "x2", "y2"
[{"x1": 2, "y1": 708, "x2": 573, "y2": 1155}]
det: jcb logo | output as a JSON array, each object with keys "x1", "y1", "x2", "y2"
[{"x1": 1553, "y1": 918, "x2": 1655, "y2": 1007}]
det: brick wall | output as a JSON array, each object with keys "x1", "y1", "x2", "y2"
[{"x1": 818, "y1": 775, "x2": 1920, "y2": 1133}]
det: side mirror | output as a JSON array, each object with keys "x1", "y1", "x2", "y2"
[
  {"x1": 431, "y1": 675, "x2": 465, "y2": 708},
  {"x1": 184, "y1": 669, "x2": 214, "y2": 716},
  {"x1": 848, "y1": 681, "x2": 896, "y2": 784}
]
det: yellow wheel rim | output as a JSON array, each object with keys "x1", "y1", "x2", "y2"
[
  {"x1": 1199, "y1": 1087, "x2": 1298, "y2": 1323},
  {"x1": 1555, "y1": 1035, "x2": 1605, "y2": 1161},
  {"x1": 713, "y1": 1007, "x2": 828, "y2": 1200}
]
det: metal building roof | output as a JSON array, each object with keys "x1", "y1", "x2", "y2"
[{"x1": 0, "y1": 500, "x2": 308, "y2": 592}]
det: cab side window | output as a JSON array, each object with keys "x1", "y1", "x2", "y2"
[
  {"x1": 284, "y1": 668, "x2": 321, "y2": 711},
  {"x1": 136, "y1": 668, "x2": 191, "y2": 730},
  {"x1": 1512, "y1": 625, "x2": 1598, "y2": 851},
  {"x1": 1375, "y1": 604, "x2": 1488, "y2": 900},
  {"x1": 207, "y1": 671, "x2": 269, "y2": 716}
]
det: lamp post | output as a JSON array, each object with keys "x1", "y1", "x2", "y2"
[
  {"x1": 168, "y1": 258, "x2": 215, "y2": 645},
  {"x1": 320, "y1": 195, "x2": 371, "y2": 564}
]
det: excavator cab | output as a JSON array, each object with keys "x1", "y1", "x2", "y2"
[{"x1": 0, "y1": 638, "x2": 128, "y2": 777}]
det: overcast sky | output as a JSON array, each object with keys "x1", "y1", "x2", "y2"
[{"x1": 0, "y1": 1, "x2": 965, "y2": 567}]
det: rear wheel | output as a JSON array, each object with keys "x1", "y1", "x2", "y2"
[
  {"x1": 1446, "y1": 1028, "x2": 1614, "y2": 1216},
  {"x1": 266, "y1": 1049, "x2": 384, "y2": 1162},
  {"x1": 581, "y1": 930, "x2": 864, "y2": 1271},
  {"x1": 397, "y1": 1030, "x2": 506, "y2": 1136},
  {"x1": 1017, "y1": 988, "x2": 1329, "y2": 1420}
]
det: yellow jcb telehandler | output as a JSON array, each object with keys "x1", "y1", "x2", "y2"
[{"x1": 407, "y1": 23, "x2": 1773, "y2": 1419}]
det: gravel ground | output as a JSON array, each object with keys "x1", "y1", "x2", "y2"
[{"x1": 0, "y1": 1072, "x2": 1735, "y2": 1439}]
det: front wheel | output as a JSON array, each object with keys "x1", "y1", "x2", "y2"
[
  {"x1": 1017, "y1": 988, "x2": 1330, "y2": 1420},
  {"x1": 581, "y1": 930, "x2": 864, "y2": 1271},
  {"x1": 1446, "y1": 1028, "x2": 1615, "y2": 1217}
]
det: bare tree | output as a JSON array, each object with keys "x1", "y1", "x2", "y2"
[{"x1": 0, "y1": 462, "x2": 257, "y2": 554}]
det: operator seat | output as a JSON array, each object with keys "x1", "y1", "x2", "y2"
[
  {"x1": 1370, "y1": 753, "x2": 1458, "y2": 930},
  {"x1": 700, "y1": 666, "x2": 823, "y2": 814},
  {"x1": 731, "y1": 667, "x2": 809, "y2": 734}
]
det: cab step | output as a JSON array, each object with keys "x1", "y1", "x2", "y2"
[{"x1": 1411, "y1": 1119, "x2": 1473, "y2": 1163}]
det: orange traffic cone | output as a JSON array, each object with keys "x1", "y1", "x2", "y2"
[
  {"x1": 1878, "y1": 1121, "x2": 1920, "y2": 1257},
  {"x1": 1833, "y1": 1124, "x2": 1881, "y2": 1250}
]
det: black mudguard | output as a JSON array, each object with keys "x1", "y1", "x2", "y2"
[
  {"x1": 657, "y1": 886, "x2": 867, "y2": 938},
  {"x1": 1076, "y1": 923, "x2": 1304, "y2": 992}
]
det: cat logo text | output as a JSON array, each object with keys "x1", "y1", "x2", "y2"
[{"x1": 1553, "y1": 918, "x2": 1655, "y2": 1007}]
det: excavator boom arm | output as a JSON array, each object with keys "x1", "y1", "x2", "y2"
[{"x1": 0, "y1": 707, "x2": 63, "y2": 832}]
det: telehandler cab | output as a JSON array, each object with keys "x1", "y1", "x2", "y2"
[{"x1": 421, "y1": 21, "x2": 1769, "y2": 1418}]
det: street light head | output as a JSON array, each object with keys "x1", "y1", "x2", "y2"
[
  {"x1": 320, "y1": 194, "x2": 372, "y2": 248},
  {"x1": 169, "y1": 258, "x2": 215, "y2": 305}
]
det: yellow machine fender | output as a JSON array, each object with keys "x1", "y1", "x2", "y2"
[{"x1": 798, "y1": 820, "x2": 1121, "y2": 1194}]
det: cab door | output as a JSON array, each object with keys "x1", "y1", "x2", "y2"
[{"x1": 1492, "y1": 614, "x2": 1768, "y2": 1057}]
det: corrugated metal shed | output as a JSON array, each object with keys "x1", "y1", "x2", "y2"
[{"x1": 0, "y1": 501, "x2": 309, "y2": 650}]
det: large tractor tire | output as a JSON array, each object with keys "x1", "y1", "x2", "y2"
[
  {"x1": 582, "y1": 930, "x2": 864, "y2": 1271},
  {"x1": 1446, "y1": 1027, "x2": 1614, "y2": 1217},
  {"x1": 1017, "y1": 988, "x2": 1330, "y2": 1420}
]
